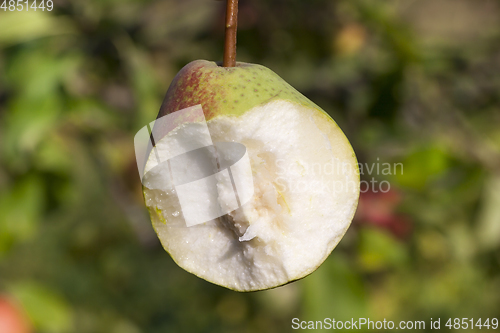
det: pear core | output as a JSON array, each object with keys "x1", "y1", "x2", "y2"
[{"x1": 143, "y1": 96, "x2": 360, "y2": 291}]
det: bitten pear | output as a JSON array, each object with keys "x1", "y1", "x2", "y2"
[{"x1": 142, "y1": 60, "x2": 360, "y2": 291}]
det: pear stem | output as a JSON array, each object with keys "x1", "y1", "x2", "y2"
[{"x1": 223, "y1": 0, "x2": 238, "y2": 67}]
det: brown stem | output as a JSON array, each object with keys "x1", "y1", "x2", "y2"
[{"x1": 223, "y1": 0, "x2": 239, "y2": 67}]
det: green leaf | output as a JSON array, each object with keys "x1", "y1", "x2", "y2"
[
  {"x1": 358, "y1": 228, "x2": 408, "y2": 271},
  {"x1": 8, "y1": 281, "x2": 73, "y2": 333},
  {"x1": 476, "y1": 175, "x2": 500, "y2": 251},
  {"x1": 2, "y1": 95, "x2": 62, "y2": 170},
  {"x1": 396, "y1": 145, "x2": 450, "y2": 190},
  {"x1": 113, "y1": 36, "x2": 162, "y2": 129},
  {"x1": 301, "y1": 254, "x2": 367, "y2": 324},
  {"x1": 0, "y1": 12, "x2": 76, "y2": 46},
  {"x1": 0, "y1": 176, "x2": 44, "y2": 255}
]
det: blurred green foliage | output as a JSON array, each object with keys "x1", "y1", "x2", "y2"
[{"x1": 1, "y1": 0, "x2": 500, "y2": 332}]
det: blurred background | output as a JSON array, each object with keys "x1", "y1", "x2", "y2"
[{"x1": 1, "y1": 0, "x2": 500, "y2": 332}]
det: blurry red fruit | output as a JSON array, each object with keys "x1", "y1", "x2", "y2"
[
  {"x1": 0, "y1": 296, "x2": 31, "y2": 333},
  {"x1": 355, "y1": 189, "x2": 412, "y2": 239}
]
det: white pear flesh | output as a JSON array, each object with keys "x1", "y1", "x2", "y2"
[{"x1": 143, "y1": 100, "x2": 359, "y2": 291}]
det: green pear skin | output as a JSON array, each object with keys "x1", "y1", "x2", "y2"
[{"x1": 157, "y1": 60, "x2": 321, "y2": 121}]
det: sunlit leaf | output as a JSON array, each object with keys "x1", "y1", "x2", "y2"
[
  {"x1": 0, "y1": 176, "x2": 44, "y2": 255},
  {"x1": 396, "y1": 144, "x2": 450, "y2": 190},
  {"x1": 0, "y1": 12, "x2": 76, "y2": 46},
  {"x1": 476, "y1": 175, "x2": 500, "y2": 250},
  {"x1": 302, "y1": 254, "x2": 367, "y2": 322},
  {"x1": 358, "y1": 228, "x2": 408, "y2": 271},
  {"x1": 8, "y1": 281, "x2": 73, "y2": 333}
]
